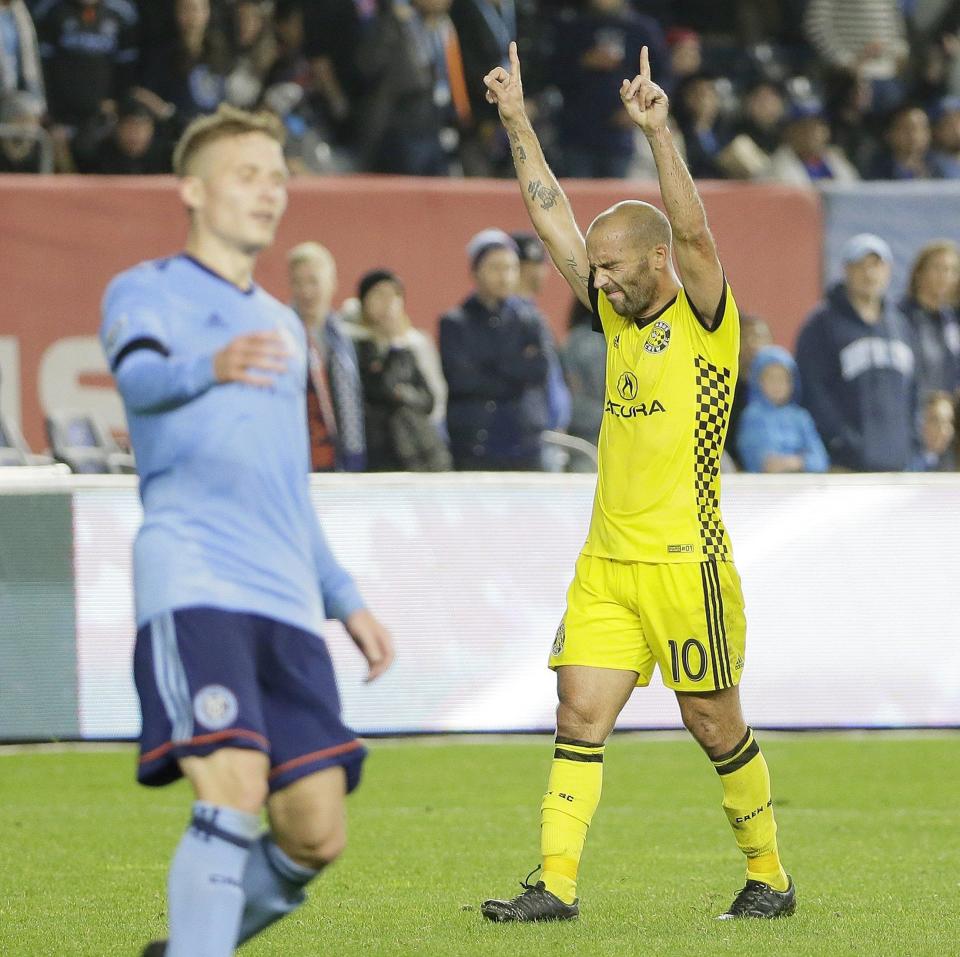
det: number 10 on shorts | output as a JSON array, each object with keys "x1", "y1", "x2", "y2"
[{"x1": 668, "y1": 638, "x2": 708, "y2": 683}]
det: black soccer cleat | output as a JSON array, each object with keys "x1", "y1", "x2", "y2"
[
  {"x1": 141, "y1": 942, "x2": 166, "y2": 956},
  {"x1": 717, "y1": 877, "x2": 796, "y2": 919},
  {"x1": 481, "y1": 869, "x2": 579, "y2": 923}
]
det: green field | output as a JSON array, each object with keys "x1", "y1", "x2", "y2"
[{"x1": 1, "y1": 733, "x2": 957, "y2": 956}]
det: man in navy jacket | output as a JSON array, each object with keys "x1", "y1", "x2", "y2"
[
  {"x1": 795, "y1": 234, "x2": 918, "y2": 471},
  {"x1": 440, "y1": 229, "x2": 549, "y2": 470}
]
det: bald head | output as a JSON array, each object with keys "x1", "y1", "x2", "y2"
[
  {"x1": 585, "y1": 201, "x2": 676, "y2": 318},
  {"x1": 586, "y1": 201, "x2": 672, "y2": 256}
]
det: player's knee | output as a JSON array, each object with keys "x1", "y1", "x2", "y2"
[
  {"x1": 681, "y1": 706, "x2": 724, "y2": 753},
  {"x1": 283, "y1": 822, "x2": 346, "y2": 870},
  {"x1": 555, "y1": 698, "x2": 605, "y2": 742}
]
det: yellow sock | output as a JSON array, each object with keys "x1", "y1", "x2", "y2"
[
  {"x1": 712, "y1": 728, "x2": 789, "y2": 892},
  {"x1": 539, "y1": 737, "x2": 604, "y2": 904}
]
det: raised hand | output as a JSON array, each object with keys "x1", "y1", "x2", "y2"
[
  {"x1": 213, "y1": 330, "x2": 289, "y2": 387},
  {"x1": 620, "y1": 46, "x2": 669, "y2": 134},
  {"x1": 483, "y1": 40, "x2": 525, "y2": 124}
]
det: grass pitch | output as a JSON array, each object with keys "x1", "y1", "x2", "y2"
[{"x1": 1, "y1": 733, "x2": 957, "y2": 956}]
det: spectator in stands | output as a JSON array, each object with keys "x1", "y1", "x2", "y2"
[
  {"x1": 550, "y1": 0, "x2": 670, "y2": 178},
  {"x1": 930, "y1": 95, "x2": 960, "y2": 178},
  {"x1": 440, "y1": 229, "x2": 549, "y2": 470},
  {"x1": 35, "y1": 0, "x2": 138, "y2": 141},
  {"x1": 0, "y1": 87, "x2": 47, "y2": 171},
  {"x1": 355, "y1": 0, "x2": 468, "y2": 175},
  {"x1": 736, "y1": 345, "x2": 829, "y2": 473},
  {"x1": 82, "y1": 91, "x2": 171, "y2": 173},
  {"x1": 804, "y1": 0, "x2": 909, "y2": 114},
  {"x1": 910, "y1": 390, "x2": 956, "y2": 471},
  {"x1": 726, "y1": 312, "x2": 773, "y2": 465},
  {"x1": 666, "y1": 26, "x2": 701, "y2": 85},
  {"x1": 732, "y1": 78, "x2": 786, "y2": 157},
  {"x1": 908, "y1": 2, "x2": 960, "y2": 103},
  {"x1": 560, "y1": 296, "x2": 605, "y2": 448},
  {"x1": 763, "y1": 100, "x2": 859, "y2": 185},
  {"x1": 511, "y1": 231, "x2": 572, "y2": 438},
  {"x1": 0, "y1": 0, "x2": 45, "y2": 109},
  {"x1": 449, "y1": 0, "x2": 511, "y2": 119},
  {"x1": 796, "y1": 233, "x2": 918, "y2": 471},
  {"x1": 225, "y1": 0, "x2": 277, "y2": 109},
  {"x1": 140, "y1": 0, "x2": 233, "y2": 126},
  {"x1": 900, "y1": 240, "x2": 960, "y2": 400},
  {"x1": 260, "y1": 3, "x2": 351, "y2": 174},
  {"x1": 868, "y1": 103, "x2": 939, "y2": 179},
  {"x1": 823, "y1": 67, "x2": 878, "y2": 176},
  {"x1": 302, "y1": 0, "x2": 372, "y2": 148},
  {"x1": 674, "y1": 73, "x2": 731, "y2": 178},
  {"x1": 351, "y1": 269, "x2": 451, "y2": 472},
  {"x1": 287, "y1": 242, "x2": 366, "y2": 472}
]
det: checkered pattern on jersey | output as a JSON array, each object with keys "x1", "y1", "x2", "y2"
[{"x1": 693, "y1": 355, "x2": 732, "y2": 558}]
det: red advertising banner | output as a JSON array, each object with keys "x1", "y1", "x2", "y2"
[{"x1": 0, "y1": 175, "x2": 821, "y2": 452}]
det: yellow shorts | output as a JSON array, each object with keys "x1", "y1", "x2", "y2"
[{"x1": 550, "y1": 553, "x2": 747, "y2": 692}]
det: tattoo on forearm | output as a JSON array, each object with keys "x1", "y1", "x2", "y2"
[
  {"x1": 527, "y1": 179, "x2": 559, "y2": 210},
  {"x1": 508, "y1": 131, "x2": 527, "y2": 164},
  {"x1": 565, "y1": 254, "x2": 590, "y2": 287}
]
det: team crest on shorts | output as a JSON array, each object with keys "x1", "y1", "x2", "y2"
[
  {"x1": 552, "y1": 621, "x2": 566, "y2": 656},
  {"x1": 193, "y1": 685, "x2": 239, "y2": 730},
  {"x1": 643, "y1": 319, "x2": 671, "y2": 354}
]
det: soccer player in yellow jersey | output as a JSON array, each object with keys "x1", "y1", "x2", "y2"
[{"x1": 480, "y1": 43, "x2": 796, "y2": 922}]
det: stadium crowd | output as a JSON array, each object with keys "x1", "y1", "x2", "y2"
[
  {"x1": 289, "y1": 227, "x2": 959, "y2": 475},
  {"x1": 1, "y1": 0, "x2": 959, "y2": 474},
  {"x1": 2, "y1": 0, "x2": 960, "y2": 180}
]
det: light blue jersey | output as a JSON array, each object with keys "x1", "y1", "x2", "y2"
[{"x1": 101, "y1": 254, "x2": 364, "y2": 634}]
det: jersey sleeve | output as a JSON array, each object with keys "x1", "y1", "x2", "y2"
[
  {"x1": 686, "y1": 278, "x2": 740, "y2": 371},
  {"x1": 101, "y1": 264, "x2": 217, "y2": 414},
  {"x1": 101, "y1": 267, "x2": 171, "y2": 372}
]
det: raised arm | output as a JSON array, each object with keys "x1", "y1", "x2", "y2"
[
  {"x1": 483, "y1": 42, "x2": 592, "y2": 310},
  {"x1": 620, "y1": 47, "x2": 724, "y2": 323}
]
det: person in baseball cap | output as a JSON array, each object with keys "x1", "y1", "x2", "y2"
[
  {"x1": 841, "y1": 233, "x2": 893, "y2": 266},
  {"x1": 466, "y1": 228, "x2": 519, "y2": 271}
]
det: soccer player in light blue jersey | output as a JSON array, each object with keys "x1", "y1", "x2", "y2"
[{"x1": 100, "y1": 105, "x2": 395, "y2": 957}]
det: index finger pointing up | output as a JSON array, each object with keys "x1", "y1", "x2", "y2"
[
  {"x1": 639, "y1": 45, "x2": 650, "y2": 80},
  {"x1": 509, "y1": 39, "x2": 520, "y2": 78}
]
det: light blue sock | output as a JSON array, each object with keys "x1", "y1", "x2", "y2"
[
  {"x1": 237, "y1": 835, "x2": 320, "y2": 944},
  {"x1": 167, "y1": 802, "x2": 261, "y2": 957}
]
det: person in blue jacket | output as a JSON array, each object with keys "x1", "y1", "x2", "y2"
[{"x1": 737, "y1": 346, "x2": 829, "y2": 473}]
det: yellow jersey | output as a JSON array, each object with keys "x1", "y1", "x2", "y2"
[{"x1": 583, "y1": 279, "x2": 740, "y2": 563}]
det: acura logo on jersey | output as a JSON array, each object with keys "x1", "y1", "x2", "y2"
[
  {"x1": 604, "y1": 398, "x2": 666, "y2": 418},
  {"x1": 616, "y1": 371, "x2": 639, "y2": 400},
  {"x1": 643, "y1": 319, "x2": 671, "y2": 354}
]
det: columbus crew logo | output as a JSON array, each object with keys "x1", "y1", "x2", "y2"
[
  {"x1": 643, "y1": 319, "x2": 671, "y2": 354},
  {"x1": 617, "y1": 372, "x2": 638, "y2": 401},
  {"x1": 552, "y1": 620, "x2": 566, "y2": 656}
]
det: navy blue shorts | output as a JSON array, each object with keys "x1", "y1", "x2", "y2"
[{"x1": 133, "y1": 607, "x2": 366, "y2": 794}]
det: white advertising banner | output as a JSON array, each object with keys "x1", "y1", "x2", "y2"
[{"x1": 69, "y1": 474, "x2": 960, "y2": 737}]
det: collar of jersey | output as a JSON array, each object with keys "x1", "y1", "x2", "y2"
[
  {"x1": 631, "y1": 292, "x2": 678, "y2": 329},
  {"x1": 179, "y1": 253, "x2": 257, "y2": 296}
]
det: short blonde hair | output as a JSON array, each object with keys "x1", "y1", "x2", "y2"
[
  {"x1": 908, "y1": 239, "x2": 960, "y2": 299},
  {"x1": 287, "y1": 241, "x2": 335, "y2": 272},
  {"x1": 173, "y1": 104, "x2": 286, "y2": 177}
]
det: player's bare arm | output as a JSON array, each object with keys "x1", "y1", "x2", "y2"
[
  {"x1": 483, "y1": 42, "x2": 592, "y2": 309},
  {"x1": 621, "y1": 46, "x2": 725, "y2": 323}
]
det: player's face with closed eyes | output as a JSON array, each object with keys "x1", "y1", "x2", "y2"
[
  {"x1": 192, "y1": 132, "x2": 289, "y2": 254},
  {"x1": 587, "y1": 230, "x2": 660, "y2": 318}
]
